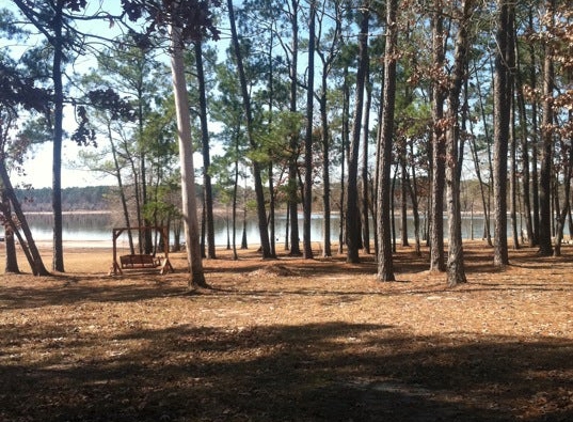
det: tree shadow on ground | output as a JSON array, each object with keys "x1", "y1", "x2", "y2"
[{"x1": 1, "y1": 320, "x2": 572, "y2": 421}]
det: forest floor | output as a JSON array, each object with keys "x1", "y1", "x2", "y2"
[{"x1": 1, "y1": 241, "x2": 573, "y2": 421}]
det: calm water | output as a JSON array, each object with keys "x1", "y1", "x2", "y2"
[{"x1": 22, "y1": 212, "x2": 536, "y2": 247}]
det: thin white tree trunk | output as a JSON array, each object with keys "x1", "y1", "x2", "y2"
[{"x1": 170, "y1": 24, "x2": 207, "y2": 289}]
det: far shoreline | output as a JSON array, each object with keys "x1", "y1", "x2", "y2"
[{"x1": 23, "y1": 210, "x2": 112, "y2": 216}]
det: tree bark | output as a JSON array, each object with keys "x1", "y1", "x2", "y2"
[
  {"x1": 538, "y1": 0, "x2": 555, "y2": 256},
  {"x1": 376, "y1": 0, "x2": 397, "y2": 282},
  {"x1": 338, "y1": 65, "x2": 350, "y2": 255},
  {"x1": 303, "y1": 0, "x2": 316, "y2": 259},
  {"x1": 554, "y1": 115, "x2": 573, "y2": 257},
  {"x1": 528, "y1": 9, "x2": 540, "y2": 246},
  {"x1": 227, "y1": 0, "x2": 273, "y2": 258},
  {"x1": 361, "y1": 61, "x2": 372, "y2": 254},
  {"x1": 515, "y1": 35, "x2": 534, "y2": 247},
  {"x1": 194, "y1": 40, "x2": 216, "y2": 259},
  {"x1": 346, "y1": 0, "x2": 369, "y2": 263},
  {"x1": 0, "y1": 162, "x2": 49, "y2": 276},
  {"x1": 400, "y1": 151, "x2": 409, "y2": 247},
  {"x1": 170, "y1": 24, "x2": 207, "y2": 289},
  {"x1": 52, "y1": 0, "x2": 65, "y2": 272},
  {"x1": 287, "y1": 0, "x2": 302, "y2": 256},
  {"x1": 430, "y1": 0, "x2": 446, "y2": 272},
  {"x1": 445, "y1": 0, "x2": 472, "y2": 287},
  {"x1": 2, "y1": 190, "x2": 19, "y2": 274},
  {"x1": 319, "y1": 64, "x2": 332, "y2": 257},
  {"x1": 493, "y1": 0, "x2": 514, "y2": 266}
]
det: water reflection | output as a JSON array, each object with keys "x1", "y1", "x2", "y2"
[{"x1": 21, "y1": 212, "x2": 543, "y2": 247}]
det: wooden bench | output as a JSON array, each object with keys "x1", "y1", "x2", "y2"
[
  {"x1": 120, "y1": 254, "x2": 161, "y2": 269},
  {"x1": 110, "y1": 226, "x2": 174, "y2": 276}
]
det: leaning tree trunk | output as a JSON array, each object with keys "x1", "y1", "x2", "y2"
[
  {"x1": 228, "y1": 0, "x2": 273, "y2": 258},
  {"x1": 107, "y1": 121, "x2": 135, "y2": 253},
  {"x1": 474, "y1": 60, "x2": 494, "y2": 246},
  {"x1": 376, "y1": 0, "x2": 397, "y2": 282},
  {"x1": 170, "y1": 23, "x2": 207, "y2": 289},
  {"x1": 0, "y1": 162, "x2": 49, "y2": 276}
]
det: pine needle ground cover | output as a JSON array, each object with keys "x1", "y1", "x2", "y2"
[{"x1": 1, "y1": 243, "x2": 573, "y2": 421}]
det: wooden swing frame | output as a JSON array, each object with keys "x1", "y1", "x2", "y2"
[{"x1": 110, "y1": 226, "x2": 174, "y2": 276}]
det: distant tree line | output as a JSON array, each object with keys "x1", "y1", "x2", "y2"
[{"x1": 15, "y1": 186, "x2": 112, "y2": 212}]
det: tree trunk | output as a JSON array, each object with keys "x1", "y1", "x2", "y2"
[
  {"x1": 528, "y1": 10, "x2": 540, "y2": 246},
  {"x1": 361, "y1": 63, "x2": 372, "y2": 254},
  {"x1": 430, "y1": 0, "x2": 446, "y2": 272},
  {"x1": 287, "y1": 0, "x2": 302, "y2": 257},
  {"x1": 194, "y1": 40, "x2": 216, "y2": 259},
  {"x1": 474, "y1": 60, "x2": 494, "y2": 246},
  {"x1": 346, "y1": 0, "x2": 369, "y2": 264},
  {"x1": 445, "y1": 0, "x2": 472, "y2": 288},
  {"x1": 406, "y1": 142, "x2": 421, "y2": 255},
  {"x1": 554, "y1": 115, "x2": 573, "y2": 257},
  {"x1": 2, "y1": 190, "x2": 19, "y2": 274},
  {"x1": 52, "y1": 0, "x2": 65, "y2": 272},
  {"x1": 228, "y1": 0, "x2": 273, "y2": 258},
  {"x1": 510, "y1": 101, "x2": 519, "y2": 250},
  {"x1": 107, "y1": 121, "x2": 135, "y2": 253},
  {"x1": 492, "y1": 0, "x2": 514, "y2": 266},
  {"x1": 232, "y1": 133, "x2": 240, "y2": 260},
  {"x1": 338, "y1": 65, "x2": 350, "y2": 255},
  {"x1": 538, "y1": 0, "x2": 555, "y2": 256},
  {"x1": 376, "y1": 0, "x2": 397, "y2": 282},
  {"x1": 169, "y1": 24, "x2": 207, "y2": 289},
  {"x1": 515, "y1": 41, "x2": 534, "y2": 247},
  {"x1": 400, "y1": 153, "x2": 409, "y2": 247},
  {"x1": 0, "y1": 162, "x2": 49, "y2": 276},
  {"x1": 303, "y1": 0, "x2": 316, "y2": 259},
  {"x1": 267, "y1": 35, "x2": 276, "y2": 258},
  {"x1": 320, "y1": 68, "x2": 332, "y2": 257}
]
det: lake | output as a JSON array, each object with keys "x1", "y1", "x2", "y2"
[{"x1": 21, "y1": 212, "x2": 540, "y2": 248}]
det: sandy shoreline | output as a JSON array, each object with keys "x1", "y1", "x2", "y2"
[{"x1": 3, "y1": 239, "x2": 116, "y2": 250}]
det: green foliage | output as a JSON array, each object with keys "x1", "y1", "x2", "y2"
[{"x1": 0, "y1": 56, "x2": 50, "y2": 114}]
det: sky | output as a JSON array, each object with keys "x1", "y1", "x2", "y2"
[
  {"x1": 16, "y1": 142, "x2": 115, "y2": 189},
  {"x1": 2, "y1": 1, "x2": 145, "y2": 190}
]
